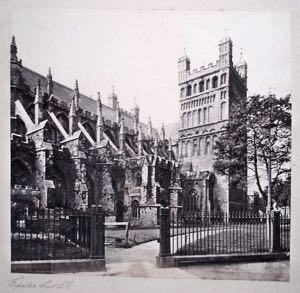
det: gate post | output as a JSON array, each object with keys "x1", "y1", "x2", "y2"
[
  {"x1": 272, "y1": 211, "x2": 281, "y2": 252},
  {"x1": 90, "y1": 205, "x2": 105, "y2": 259},
  {"x1": 159, "y1": 207, "x2": 171, "y2": 257}
]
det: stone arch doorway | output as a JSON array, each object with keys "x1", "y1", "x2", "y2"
[{"x1": 116, "y1": 200, "x2": 124, "y2": 222}]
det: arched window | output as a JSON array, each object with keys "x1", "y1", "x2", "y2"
[
  {"x1": 212, "y1": 135, "x2": 218, "y2": 154},
  {"x1": 206, "y1": 79, "x2": 210, "y2": 90},
  {"x1": 192, "y1": 110, "x2": 197, "y2": 127},
  {"x1": 184, "y1": 190, "x2": 201, "y2": 212},
  {"x1": 57, "y1": 112, "x2": 69, "y2": 133},
  {"x1": 186, "y1": 85, "x2": 192, "y2": 96},
  {"x1": 193, "y1": 84, "x2": 197, "y2": 94},
  {"x1": 212, "y1": 76, "x2": 218, "y2": 88},
  {"x1": 49, "y1": 125, "x2": 62, "y2": 145},
  {"x1": 205, "y1": 137, "x2": 211, "y2": 155},
  {"x1": 180, "y1": 87, "x2": 185, "y2": 98},
  {"x1": 193, "y1": 139, "x2": 198, "y2": 157},
  {"x1": 221, "y1": 102, "x2": 227, "y2": 120},
  {"x1": 203, "y1": 108, "x2": 207, "y2": 124},
  {"x1": 131, "y1": 200, "x2": 140, "y2": 218},
  {"x1": 82, "y1": 121, "x2": 96, "y2": 141},
  {"x1": 199, "y1": 81, "x2": 204, "y2": 92},
  {"x1": 220, "y1": 73, "x2": 227, "y2": 85},
  {"x1": 184, "y1": 141, "x2": 188, "y2": 157},
  {"x1": 199, "y1": 138, "x2": 203, "y2": 155}
]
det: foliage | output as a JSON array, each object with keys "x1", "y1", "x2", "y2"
[{"x1": 213, "y1": 94, "x2": 291, "y2": 204}]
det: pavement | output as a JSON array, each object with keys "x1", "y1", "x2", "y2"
[{"x1": 64, "y1": 240, "x2": 290, "y2": 281}]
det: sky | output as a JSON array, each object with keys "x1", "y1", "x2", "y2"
[{"x1": 11, "y1": 9, "x2": 291, "y2": 128}]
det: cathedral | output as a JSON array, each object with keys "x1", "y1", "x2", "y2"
[{"x1": 10, "y1": 35, "x2": 248, "y2": 227}]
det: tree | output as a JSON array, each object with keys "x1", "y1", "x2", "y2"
[{"x1": 213, "y1": 94, "x2": 291, "y2": 205}]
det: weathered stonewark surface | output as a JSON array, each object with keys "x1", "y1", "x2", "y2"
[
  {"x1": 11, "y1": 258, "x2": 106, "y2": 274},
  {"x1": 156, "y1": 252, "x2": 289, "y2": 268}
]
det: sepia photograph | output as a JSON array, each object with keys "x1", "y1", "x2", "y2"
[{"x1": 5, "y1": 3, "x2": 295, "y2": 289}]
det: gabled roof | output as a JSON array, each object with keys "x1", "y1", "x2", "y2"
[{"x1": 21, "y1": 66, "x2": 150, "y2": 135}]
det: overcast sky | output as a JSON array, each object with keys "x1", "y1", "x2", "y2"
[{"x1": 11, "y1": 9, "x2": 290, "y2": 127}]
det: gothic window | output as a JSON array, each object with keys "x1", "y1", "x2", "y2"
[
  {"x1": 193, "y1": 84, "x2": 197, "y2": 94},
  {"x1": 193, "y1": 139, "x2": 198, "y2": 156},
  {"x1": 199, "y1": 138, "x2": 203, "y2": 155},
  {"x1": 206, "y1": 79, "x2": 210, "y2": 90},
  {"x1": 192, "y1": 110, "x2": 197, "y2": 127},
  {"x1": 82, "y1": 121, "x2": 96, "y2": 141},
  {"x1": 49, "y1": 125, "x2": 62, "y2": 145},
  {"x1": 221, "y1": 102, "x2": 227, "y2": 120},
  {"x1": 199, "y1": 81, "x2": 204, "y2": 92},
  {"x1": 180, "y1": 87, "x2": 185, "y2": 98},
  {"x1": 212, "y1": 76, "x2": 218, "y2": 88},
  {"x1": 186, "y1": 85, "x2": 192, "y2": 96},
  {"x1": 57, "y1": 112, "x2": 69, "y2": 133},
  {"x1": 184, "y1": 189, "x2": 201, "y2": 212},
  {"x1": 220, "y1": 73, "x2": 227, "y2": 85},
  {"x1": 131, "y1": 200, "x2": 140, "y2": 218},
  {"x1": 205, "y1": 137, "x2": 211, "y2": 155}
]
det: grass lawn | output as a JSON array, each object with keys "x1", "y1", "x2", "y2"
[{"x1": 175, "y1": 223, "x2": 290, "y2": 255}]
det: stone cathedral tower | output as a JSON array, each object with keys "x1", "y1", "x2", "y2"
[{"x1": 177, "y1": 37, "x2": 247, "y2": 214}]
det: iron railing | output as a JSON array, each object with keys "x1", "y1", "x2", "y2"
[
  {"x1": 11, "y1": 206, "x2": 105, "y2": 261},
  {"x1": 159, "y1": 207, "x2": 290, "y2": 256}
]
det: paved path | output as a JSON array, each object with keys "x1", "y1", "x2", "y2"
[{"x1": 67, "y1": 239, "x2": 289, "y2": 281}]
